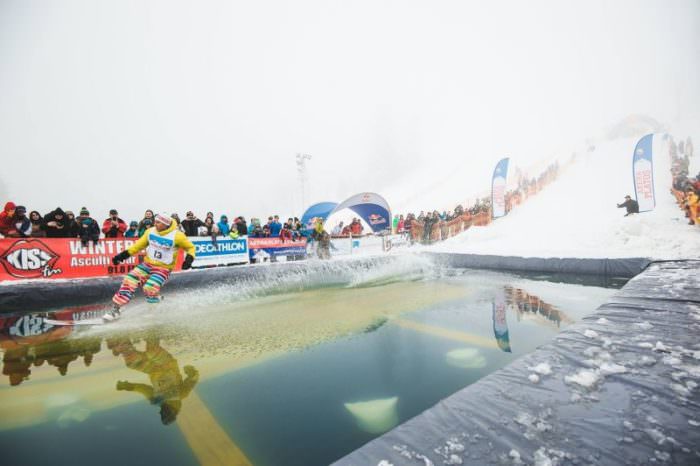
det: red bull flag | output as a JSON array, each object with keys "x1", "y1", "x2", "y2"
[
  {"x1": 491, "y1": 158, "x2": 509, "y2": 219},
  {"x1": 632, "y1": 134, "x2": 655, "y2": 212}
]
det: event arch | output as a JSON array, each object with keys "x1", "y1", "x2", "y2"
[{"x1": 300, "y1": 192, "x2": 392, "y2": 233}]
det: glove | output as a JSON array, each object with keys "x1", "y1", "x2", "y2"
[
  {"x1": 112, "y1": 251, "x2": 130, "y2": 265},
  {"x1": 181, "y1": 254, "x2": 194, "y2": 270}
]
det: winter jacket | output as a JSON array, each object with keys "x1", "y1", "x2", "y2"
[
  {"x1": 617, "y1": 199, "x2": 640, "y2": 215},
  {"x1": 78, "y1": 217, "x2": 101, "y2": 244},
  {"x1": 127, "y1": 222, "x2": 196, "y2": 270},
  {"x1": 217, "y1": 216, "x2": 230, "y2": 236},
  {"x1": 181, "y1": 218, "x2": 205, "y2": 237},
  {"x1": 269, "y1": 221, "x2": 282, "y2": 237},
  {"x1": 102, "y1": 217, "x2": 128, "y2": 238},
  {"x1": 43, "y1": 208, "x2": 73, "y2": 238},
  {"x1": 236, "y1": 220, "x2": 248, "y2": 237},
  {"x1": 0, "y1": 202, "x2": 16, "y2": 236}
]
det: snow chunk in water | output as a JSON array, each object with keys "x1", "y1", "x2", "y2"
[
  {"x1": 599, "y1": 362, "x2": 627, "y2": 375},
  {"x1": 653, "y1": 341, "x2": 670, "y2": 352},
  {"x1": 528, "y1": 363, "x2": 553, "y2": 375},
  {"x1": 596, "y1": 318, "x2": 611, "y2": 324},
  {"x1": 583, "y1": 329, "x2": 599, "y2": 339},
  {"x1": 565, "y1": 370, "x2": 600, "y2": 388},
  {"x1": 377, "y1": 461, "x2": 394, "y2": 466},
  {"x1": 634, "y1": 321, "x2": 653, "y2": 330},
  {"x1": 529, "y1": 374, "x2": 540, "y2": 384}
]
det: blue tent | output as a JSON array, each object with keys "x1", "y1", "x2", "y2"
[
  {"x1": 329, "y1": 192, "x2": 391, "y2": 233},
  {"x1": 301, "y1": 202, "x2": 338, "y2": 230}
]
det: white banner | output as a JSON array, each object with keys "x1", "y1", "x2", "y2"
[
  {"x1": 491, "y1": 158, "x2": 510, "y2": 219},
  {"x1": 189, "y1": 237, "x2": 249, "y2": 267}
]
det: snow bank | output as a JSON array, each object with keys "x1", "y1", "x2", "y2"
[{"x1": 433, "y1": 137, "x2": 699, "y2": 260}]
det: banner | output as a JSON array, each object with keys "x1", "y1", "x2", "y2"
[
  {"x1": 492, "y1": 289, "x2": 512, "y2": 353},
  {"x1": 248, "y1": 237, "x2": 307, "y2": 260},
  {"x1": 0, "y1": 238, "x2": 145, "y2": 281},
  {"x1": 491, "y1": 157, "x2": 509, "y2": 219},
  {"x1": 190, "y1": 237, "x2": 249, "y2": 267},
  {"x1": 632, "y1": 133, "x2": 655, "y2": 212}
]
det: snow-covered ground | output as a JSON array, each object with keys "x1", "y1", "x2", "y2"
[{"x1": 433, "y1": 136, "x2": 699, "y2": 260}]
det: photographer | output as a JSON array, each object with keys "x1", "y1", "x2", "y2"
[{"x1": 102, "y1": 209, "x2": 128, "y2": 238}]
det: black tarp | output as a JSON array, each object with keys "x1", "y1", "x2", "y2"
[
  {"x1": 333, "y1": 260, "x2": 700, "y2": 466},
  {"x1": 427, "y1": 253, "x2": 651, "y2": 280}
]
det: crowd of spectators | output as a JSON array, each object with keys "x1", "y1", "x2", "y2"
[
  {"x1": 0, "y1": 206, "x2": 309, "y2": 243},
  {"x1": 669, "y1": 136, "x2": 698, "y2": 225}
]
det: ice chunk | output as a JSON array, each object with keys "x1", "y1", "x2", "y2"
[
  {"x1": 377, "y1": 461, "x2": 394, "y2": 466},
  {"x1": 670, "y1": 383, "x2": 691, "y2": 397},
  {"x1": 583, "y1": 329, "x2": 599, "y2": 339},
  {"x1": 533, "y1": 448, "x2": 553, "y2": 466},
  {"x1": 446, "y1": 348, "x2": 487, "y2": 369},
  {"x1": 344, "y1": 397, "x2": 399, "y2": 434},
  {"x1": 565, "y1": 370, "x2": 600, "y2": 388},
  {"x1": 653, "y1": 341, "x2": 669, "y2": 352},
  {"x1": 638, "y1": 342, "x2": 654, "y2": 349},
  {"x1": 529, "y1": 374, "x2": 540, "y2": 384},
  {"x1": 445, "y1": 454, "x2": 462, "y2": 465},
  {"x1": 600, "y1": 362, "x2": 627, "y2": 375},
  {"x1": 596, "y1": 318, "x2": 611, "y2": 324},
  {"x1": 528, "y1": 363, "x2": 552, "y2": 375},
  {"x1": 634, "y1": 321, "x2": 653, "y2": 330},
  {"x1": 688, "y1": 420, "x2": 700, "y2": 427}
]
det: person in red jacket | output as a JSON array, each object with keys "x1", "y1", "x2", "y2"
[
  {"x1": 102, "y1": 209, "x2": 128, "y2": 238},
  {"x1": 0, "y1": 201, "x2": 16, "y2": 236}
]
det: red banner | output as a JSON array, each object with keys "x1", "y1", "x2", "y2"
[{"x1": 0, "y1": 238, "x2": 157, "y2": 282}]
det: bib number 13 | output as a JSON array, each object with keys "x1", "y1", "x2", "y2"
[{"x1": 153, "y1": 251, "x2": 163, "y2": 259}]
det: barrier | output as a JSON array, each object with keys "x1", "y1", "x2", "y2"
[
  {"x1": 190, "y1": 237, "x2": 249, "y2": 267},
  {"x1": 0, "y1": 237, "x2": 144, "y2": 281},
  {"x1": 248, "y1": 237, "x2": 307, "y2": 261}
]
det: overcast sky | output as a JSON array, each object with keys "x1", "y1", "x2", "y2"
[{"x1": 1, "y1": 0, "x2": 698, "y2": 222}]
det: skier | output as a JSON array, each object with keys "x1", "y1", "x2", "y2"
[
  {"x1": 616, "y1": 195, "x2": 639, "y2": 217},
  {"x1": 105, "y1": 213, "x2": 195, "y2": 322}
]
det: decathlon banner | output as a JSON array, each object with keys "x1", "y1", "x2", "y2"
[
  {"x1": 189, "y1": 237, "x2": 249, "y2": 267},
  {"x1": 491, "y1": 157, "x2": 509, "y2": 219},
  {"x1": 0, "y1": 238, "x2": 144, "y2": 281},
  {"x1": 248, "y1": 237, "x2": 307, "y2": 259},
  {"x1": 633, "y1": 134, "x2": 655, "y2": 212}
]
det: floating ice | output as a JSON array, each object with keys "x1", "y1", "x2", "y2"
[
  {"x1": 653, "y1": 341, "x2": 669, "y2": 352},
  {"x1": 528, "y1": 363, "x2": 552, "y2": 375},
  {"x1": 377, "y1": 461, "x2": 394, "y2": 466},
  {"x1": 634, "y1": 321, "x2": 653, "y2": 330},
  {"x1": 529, "y1": 374, "x2": 540, "y2": 384},
  {"x1": 688, "y1": 420, "x2": 700, "y2": 426},
  {"x1": 599, "y1": 362, "x2": 627, "y2": 375},
  {"x1": 596, "y1": 318, "x2": 611, "y2": 324},
  {"x1": 564, "y1": 370, "x2": 600, "y2": 388},
  {"x1": 344, "y1": 397, "x2": 399, "y2": 434},
  {"x1": 670, "y1": 383, "x2": 691, "y2": 397},
  {"x1": 583, "y1": 329, "x2": 599, "y2": 339},
  {"x1": 638, "y1": 342, "x2": 654, "y2": 349},
  {"x1": 446, "y1": 348, "x2": 487, "y2": 369}
]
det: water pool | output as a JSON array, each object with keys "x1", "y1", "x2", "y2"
[{"x1": 0, "y1": 258, "x2": 621, "y2": 466}]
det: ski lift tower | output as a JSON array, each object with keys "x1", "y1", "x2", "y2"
[{"x1": 296, "y1": 153, "x2": 312, "y2": 212}]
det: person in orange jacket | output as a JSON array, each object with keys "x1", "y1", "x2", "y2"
[
  {"x1": 102, "y1": 209, "x2": 128, "y2": 238},
  {"x1": 686, "y1": 188, "x2": 699, "y2": 225}
]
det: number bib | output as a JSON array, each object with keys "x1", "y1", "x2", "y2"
[{"x1": 146, "y1": 228, "x2": 177, "y2": 264}]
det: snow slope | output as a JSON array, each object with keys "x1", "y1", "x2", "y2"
[{"x1": 434, "y1": 137, "x2": 700, "y2": 260}]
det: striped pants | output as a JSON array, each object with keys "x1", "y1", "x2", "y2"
[{"x1": 112, "y1": 263, "x2": 171, "y2": 306}]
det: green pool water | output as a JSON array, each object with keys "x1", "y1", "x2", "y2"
[{"x1": 0, "y1": 264, "x2": 620, "y2": 466}]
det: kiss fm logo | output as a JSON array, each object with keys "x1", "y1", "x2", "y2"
[{"x1": 0, "y1": 239, "x2": 63, "y2": 278}]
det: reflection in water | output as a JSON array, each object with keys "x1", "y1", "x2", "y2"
[
  {"x1": 344, "y1": 397, "x2": 399, "y2": 434},
  {"x1": 504, "y1": 285, "x2": 573, "y2": 328},
  {"x1": 107, "y1": 334, "x2": 199, "y2": 425},
  {"x1": 1, "y1": 327, "x2": 101, "y2": 386},
  {"x1": 492, "y1": 289, "x2": 512, "y2": 353}
]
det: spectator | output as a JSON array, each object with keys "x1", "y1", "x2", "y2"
[
  {"x1": 202, "y1": 217, "x2": 220, "y2": 236},
  {"x1": 206, "y1": 212, "x2": 214, "y2": 221},
  {"x1": 0, "y1": 202, "x2": 16, "y2": 236},
  {"x1": 64, "y1": 210, "x2": 80, "y2": 237},
  {"x1": 43, "y1": 207, "x2": 72, "y2": 238},
  {"x1": 686, "y1": 188, "x2": 698, "y2": 225},
  {"x1": 397, "y1": 214, "x2": 405, "y2": 233},
  {"x1": 349, "y1": 218, "x2": 363, "y2": 235},
  {"x1": 332, "y1": 221, "x2": 344, "y2": 236},
  {"x1": 248, "y1": 218, "x2": 263, "y2": 237},
  {"x1": 29, "y1": 210, "x2": 46, "y2": 237},
  {"x1": 392, "y1": 214, "x2": 399, "y2": 233},
  {"x1": 181, "y1": 211, "x2": 205, "y2": 237},
  {"x1": 217, "y1": 215, "x2": 230, "y2": 236},
  {"x1": 236, "y1": 216, "x2": 248, "y2": 237},
  {"x1": 171, "y1": 213, "x2": 185, "y2": 232},
  {"x1": 280, "y1": 222, "x2": 293, "y2": 242},
  {"x1": 138, "y1": 210, "x2": 155, "y2": 237},
  {"x1": 6, "y1": 206, "x2": 31, "y2": 237},
  {"x1": 125, "y1": 221, "x2": 139, "y2": 238},
  {"x1": 77, "y1": 207, "x2": 100, "y2": 246},
  {"x1": 102, "y1": 209, "x2": 128, "y2": 238},
  {"x1": 269, "y1": 215, "x2": 282, "y2": 237},
  {"x1": 616, "y1": 195, "x2": 639, "y2": 217}
]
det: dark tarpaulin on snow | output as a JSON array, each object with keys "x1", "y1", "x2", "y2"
[
  {"x1": 427, "y1": 252, "x2": 651, "y2": 279},
  {"x1": 333, "y1": 260, "x2": 700, "y2": 466}
]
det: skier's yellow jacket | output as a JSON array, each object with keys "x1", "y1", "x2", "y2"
[{"x1": 127, "y1": 221, "x2": 196, "y2": 270}]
